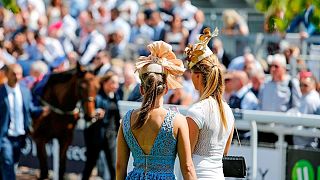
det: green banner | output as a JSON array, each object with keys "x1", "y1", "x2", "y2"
[{"x1": 287, "y1": 148, "x2": 320, "y2": 180}]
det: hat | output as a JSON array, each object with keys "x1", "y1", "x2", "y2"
[
  {"x1": 50, "y1": 56, "x2": 66, "y2": 69},
  {"x1": 48, "y1": 21, "x2": 63, "y2": 33},
  {"x1": 135, "y1": 41, "x2": 185, "y2": 89},
  {"x1": 299, "y1": 71, "x2": 312, "y2": 79},
  {"x1": 184, "y1": 27, "x2": 219, "y2": 69}
]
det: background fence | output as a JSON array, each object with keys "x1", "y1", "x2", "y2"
[{"x1": 19, "y1": 101, "x2": 320, "y2": 179}]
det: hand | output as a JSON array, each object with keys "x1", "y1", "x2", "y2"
[
  {"x1": 95, "y1": 108, "x2": 105, "y2": 119},
  {"x1": 42, "y1": 106, "x2": 50, "y2": 116},
  {"x1": 37, "y1": 44, "x2": 46, "y2": 52},
  {"x1": 300, "y1": 31, "x2": 309, "y2": 39}
]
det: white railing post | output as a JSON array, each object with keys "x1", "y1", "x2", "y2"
[
  {"x1": 275, "y1": 130, "x2": 287, "y2": 180},
  {"x1": 250, "y1": 120, "x2": 258, "y2": 180},
  {"x1": 52, "y1": 139, "x2": 59, "y2": 180}
]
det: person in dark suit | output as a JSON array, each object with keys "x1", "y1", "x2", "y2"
[
  {"x1": 82, "y1": 72, "x2": 121, "y2": 180},
  {"x1": 149, "y1": 11, "x2": 166, "y2": 41},
  {"x1": 0, "y1": 64, "x2": 45, "y2": 180},
  {"x1": 212, "y1": 38, "x2": 231, "y2": 68},
  {"x1": 187, "y1": 10, "x2": 212, "y2": 49},
  {"x1": 116, "y1": 64, "x2": 142, "y2": 102}
]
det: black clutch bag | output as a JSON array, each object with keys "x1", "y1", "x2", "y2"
[
  {"x1": 223, "y1": 125, "x2": 247, "y2": 178},
  {"x1": 223, "y1": 155, "x2": 246, "y2": 178}
]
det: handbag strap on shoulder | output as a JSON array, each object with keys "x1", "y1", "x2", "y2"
[{"x1": 234, "y1": 123, "x2": 241, "y2": 147}]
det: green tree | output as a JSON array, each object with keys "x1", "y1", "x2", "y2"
[
  {"x1": 0, "y1": 0, "x2": 19, "y2": 13},
  {"x1": 255, "y1": 0, "x2": 320, "y2": 32}
]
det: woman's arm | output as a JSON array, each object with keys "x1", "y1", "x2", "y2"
[
  {"x1": 176, "y1": 115, "x2": 197, "y2": 180},
  {"x1": 224, "y1": 124, "x2": 234, "y2": 155},
  {"x1": 186, "y1": 117, "x2": 199, "y2": 153},
  {"x1": 116, "y1": 123, "x2": 130, "y2": 180}
]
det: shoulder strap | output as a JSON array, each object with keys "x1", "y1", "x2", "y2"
[
  {"x1": 234, "y1": 122, "x2": 242, "y2": 146},
  {"x1": 288, "y1": 79, "x2": 293, "y2": 108},
  {"x1": 122, "y1": 109, "x2": 133, "y2": 134},
  {"x1": 239, "y1": 88, "x2": 251, "y2": 102}
]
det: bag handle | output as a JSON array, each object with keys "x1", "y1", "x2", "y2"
[{"x1": 234, "y1": 122, "x2": 241, "y2": 147}]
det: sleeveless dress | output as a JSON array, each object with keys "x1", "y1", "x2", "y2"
[
  {"x1": 122, "y1": 109, "x2": 178, "y2": 179},
  {"x1": 187, "y1": 97, "x2": 235, "y2": 179}
]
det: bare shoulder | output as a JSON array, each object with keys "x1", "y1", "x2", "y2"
[
  {"x1": 172, "y1": 113, "x2": 187, "y2": 137},
  {"x1": 173, "y1": 113, "x2": 187, "y2": 127}
]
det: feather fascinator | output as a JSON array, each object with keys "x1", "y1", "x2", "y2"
[
  {"x1": 135, "y1": 41, "x2": 185, "y2": 89},
  {"x1": 184, "y1": 27, "x2": 219, "y2": 69}
]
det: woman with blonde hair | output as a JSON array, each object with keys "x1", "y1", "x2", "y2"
[
  {"x1": 116, "y1": 41, "x2": 197, "y2": 179},
  {"x1": 185, "y1": 28, "x2": 235, "y2": 179}
]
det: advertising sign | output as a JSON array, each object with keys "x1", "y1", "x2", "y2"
[
  {"x1": 227, "y1": 145, "x2": 282, "y2": 180},
  {"x1": 287, "y1": 148, "x2": 320, "y2": 180},
  {"x1": 19, "y1": 129, "x2": 86, "y2": 173}
]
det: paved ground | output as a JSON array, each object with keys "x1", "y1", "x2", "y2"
[{"x1": 16, "y1": 166, "x2": 103, "y2": 180}]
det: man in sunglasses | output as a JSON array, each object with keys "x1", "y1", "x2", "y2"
[
  {"x1": 259, "y1": 54, "x2": 301, "y2": 112},
  {"x1": 293, "y1": 74, "x2": 320, "y2": 148},
  {"x1": 298, "y1": 74, "x2": 320, "y2": 114},
  {"x1": 258, "y1": 54, "x2": 302, "y2": 144}
]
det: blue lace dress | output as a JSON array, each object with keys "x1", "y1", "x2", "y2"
[{"x1": 122, "y1": 109, "x2": 177, "y2": 180}]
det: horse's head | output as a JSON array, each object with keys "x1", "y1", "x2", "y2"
[{"x1": 76, "y1": 63, "x2": 100, "y2": 118}]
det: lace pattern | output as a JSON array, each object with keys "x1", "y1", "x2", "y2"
[{"x1": 123, "y1": 109, "x2": 177, "y2": 179}]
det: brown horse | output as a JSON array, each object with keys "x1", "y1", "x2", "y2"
[{"x1": 31, "y1": 64, "x2": 99, "y2": 180}]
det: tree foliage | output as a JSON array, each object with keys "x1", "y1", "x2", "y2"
[
  {"x1": 255, "y1": 0, "x2": 320, "y2": 32},
  {"x1": 0, "y1": 0, "x2": 19, "y2": 13}
]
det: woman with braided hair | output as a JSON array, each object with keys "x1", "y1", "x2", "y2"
[
  {"x1": 116, "y1": 41, "x2": 197, "y2": 180},
  {"x1": 185, "y1": 28, "x2": 235, "y2": 179}
]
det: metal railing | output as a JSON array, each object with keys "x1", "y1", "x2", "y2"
[{"x1": 118, "y1": 101, "x2": 320, "y2": 180}]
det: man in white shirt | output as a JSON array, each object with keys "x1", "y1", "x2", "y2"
[
  {"x1": 35, "y1": 32, "x2": 65, "y2": 65},
  {"x1": 228, "y1": 71, "x2": 258, "y2": 110},
  {"x1": 92, "y1": 50, "x2": 112, "y2": 76},
  {"x1": 78, "y1": 20, "x2": 106, "y2": 65},
  {"x1": 104, "y1": 8, "x2": 131, "y2": 43},
  {"x1": 174, "y1": 0, "x2": 197, "y2": 30}
]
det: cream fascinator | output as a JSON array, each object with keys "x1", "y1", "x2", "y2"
[
  {"x1": 184, "y1": 27, "x2": 219, "y2": 69},
  {"x1": 135, "y1": 41, "x2": 185, "y2": 89}
]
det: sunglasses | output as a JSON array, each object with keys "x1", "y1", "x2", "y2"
[
  {"x1": 224, "y1": 78, "x2": 231, "y2": 82},
  {"x1": 270, "y1": 64, "x2": 280, "y2": 69},
  {"x1": 299, "y1": 83, "x2": 310, "y2": 87}
]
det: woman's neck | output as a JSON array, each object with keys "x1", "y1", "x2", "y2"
[
  {"x1": 198, "y1": 86, "x2": 205, "y2": 98},
  {"x1": 153, "y1": 96, "x2": 164, "y2": 109}
]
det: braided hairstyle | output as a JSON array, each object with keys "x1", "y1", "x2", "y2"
[{"x1": 132, "y1": 72, "x2": 167, "y2": 129}]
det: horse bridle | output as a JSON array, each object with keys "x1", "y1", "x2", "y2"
[{"x1": 38, "y1": 96, "x2": 81, "y2": 115}]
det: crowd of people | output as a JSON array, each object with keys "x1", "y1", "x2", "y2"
[{"x1": 0, "y1": 0, "x2": 320, "y2": 179}]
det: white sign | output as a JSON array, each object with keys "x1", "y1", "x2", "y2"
[{"x1": 227, "y1": 145, "x2": 282, "y2": 180}]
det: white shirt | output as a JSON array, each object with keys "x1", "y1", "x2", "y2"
[
  {"x1": 228, "y1": 56, "x2": 263, "y2": 71},
  {"x1": 233, "y1": 85, "x2": 258, "y2": 110},
  {"x1": 79, "y1": 30, "x2": 106, "y2": 65},
  {"x1": 174, "y1": 1, "x2": 197, "y2": 30},
  {"x1": 96, "y1": 63, "x2": 111, "y2": 76},
  {"x1": 104, "y1": 17, "x2": 131, "y2": 43},
  {"x1": 299, "y1": 90, "x2": 320, "y2": 114},
  {"x1": 62, "y1": 14, "x2": 77, "y2": 41},
  {"x1": 189, "y1": 24, "x2": 203, "y2": 44},
  {"x1": 5, "y1": 84, "x2": 25, "y2": 137},
  {"x1": 187, "y1": 97, "x2": 234, "y2": 179},
  {"x1": 43, "y1": 37, "x2": 66, "y2": 64}
]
